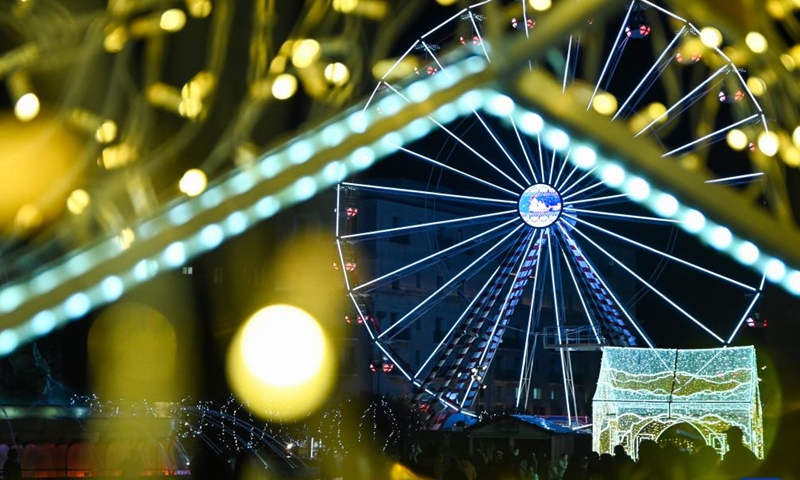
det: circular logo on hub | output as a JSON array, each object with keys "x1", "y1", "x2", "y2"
[{"x1": 518, "y1": 184, "x2": 563, "y2": 228}]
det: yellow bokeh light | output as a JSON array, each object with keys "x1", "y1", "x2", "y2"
[
  {"x1": 15, "y1": 93, "x2": 40, "y2": 122},
  {"x1": 726, "y1": 129, "x2": 748, "y2": 151},
  {"x1": 324, "y1": 62, "x2": 351, "y2": 86},
  {"x1": 333, "y1": 0, "x2": 358, "y2": 13},
  {"x1": 529, "y1": 0, "x2": 552, "y2": 11},
  {"x1": 14, "y1": 204, "x2": 42, "y2": 230},
  {"x1": 436, "y1": 0, "x2": 457, "y2": 5},
  {"x1": 792, "y1": 126, "x2": 800, "y2": 148},
  {"x1": 784, "y1": 146, "x2": 800, "y2": 167},
  {"x1": 372, "y1": 57, "x2": 418, "y2": 81},
  {"x1": 647, "y1": 102, "x2": 666, "y2": 117},
  {"x1": 186, "y1": 0, "x2": 212, "y2": 18},
  {"x1": 160, "y1": 9, "x2": 186, "y2": 32},
  {"x1": 0, "y1": 113, "x2": 84, "y2": 232},
  {"x1": 747, "y1": 77, "x2": 767, "y2": 97},
  {"x1": 780, "y1": 53, "x2": 795, "y2": 71},
  {"x1": 592, "y1": 92, "x2": 618, "y2": 116},
  {"x1": 700, "y1": 27, "x2": 722, "y2": 48},
  {"x1": 67, "y1": 189, "x2": 91, "y2": 215},
  {"x1": 179, "y1": 168, "x2": 207, "y2": 196},
  {"x1": 178, "y1": 97, "x2": 203, "y2": 118},
  {"x1": 292, "y1": 39, "x2": 321, "y2": 68},
  {"x1": 95, "y1": 120, "x2": 118, "y2": 143},
  {"x1": 89, "y1": 303, "x2": 180, "y2": 399},
  {"x1": 272, "y1": 73, "x2": 298, "y2": 100},
  {"x1": 745, "y1": 32, "x2": 768, "y2": 53},
  {"x1": 227, "y1": 305, "x2": 335, "y2": 421},
  {"x1": 757, "y1": 131, "x2": 779, "y2": 157},
  {"x1": 103, "y1": 25, "x2": 128, "y2": 52}
]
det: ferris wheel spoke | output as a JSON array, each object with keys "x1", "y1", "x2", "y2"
[
  {"x1": 705, "y1": 172, "x2": 765, "y2": 186},
  {"x1": 563, "y1": 179, "x2": 605, "y2": 201},
  {"x1": 342, "y1": 182, "x2": 517, "y2": 206},
  {"x1": 425, "y1": 232, "x2": 539, "y2": 408},
  {"x1": 559, "y1": 166, "x2": 598, "y2": 198},
  {"x1": 612, "y1": 25, "x2": 688, "y2": 121},
  {"x1": 588, "y1": 0, "x2": 636, "y2": 109},
  {"x1": 552, "y1": 148, "x2": 572, "y2": 188},
  {"x1": 354, "y1": 218, "x2": 518, "y2": 293},
  {"x1": 421, "y1": 43, "x2": 529, "y2": 186},
  {"x1": 559, "y1": 245, "x2": 602, "y2": 343},
  {"x1": 429, "y1": 118, "x2": 527, "y2": 191},
  {"x1": 556, "y1": 222, "x2": 656, "y2": 349},
  {"x1": 639, "y1": 0, "x2": 688, "y2": 22},
  {"x1": 467, "y1": 10, "x2": 491, "y2": 63},
  {"x1": 509, "y1": 114, "x2": 540, "y2": 183},
  {"x1": 421, "y1": 8, "x2": 469, "y2": 39},
  {"x1": 556, "y1": 156, "x2": 583, "y2": 192},
  {"x1": 635, "y1": 64, "x2": 729, "y2": 137},
  {"x1": 386, "y1": 142, "x2": 519, "y2": 196},
  {"x1": 566, "y1": 193, "x2": 629, "y2": 206},
  {"x1": 516, "y1": 242, "x2": 546, "y2": 408},
  {"x1": 458, "y1": 232, "x2": 542, "y2": 408},
  {"x1": 378, "y1": 224, "x2": 524, "y2": 340},
  {"x1": 726, "y1": 273, "x2": 766, "y2": 344},
  {"x1": 547, "y1": 232, "x2": 575, "y2": 422},
  {"x1": 563, "y1": 35, "x2": 574, "y2": 93},
  {"x1": 568, "y1": 208, "x2": 683, "y2": 224},
  {"x1": 567, "y1": 213, "x2": 758, "y2": 291},
  {"x1": 568, "y1": 222, "x2": 727, "y2": 343},
  {"x1": 342, "y1": 210, "x2": 516, "y2": 242},
  {"x1": 662, "y1": 114, "x2": 761, "y2": 157},
  {"x1": 350, "y1": 293, "x2": 377, "y2": 341},
  {"x1": 414, "y1": 263, "x2": 505, "y2": 380}
]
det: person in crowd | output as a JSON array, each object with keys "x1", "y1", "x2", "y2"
[
  {"x1": 548, "y1": 453, "x2": 568, "y2": 480},
  {"x1": 563, "y1": 455, "x2": 587, "y2": 480},
  {"x1": 720, "y1": 426, "x2": 760, "y2": 478},
  {"x1": 3, "y1": 448, "x2": 22, "y2": 480}
]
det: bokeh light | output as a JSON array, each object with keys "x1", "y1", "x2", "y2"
[
  {"x1": 272, "y1": 73, "x2": 298, "y2": 100},
  {"x1": 292, "y1": 39, "x2": 321, "y2": 68},
  {"x1": 160, "y1": 9, "x2": 187, "y2": 32},
  {"x1": 746, "y1": 31, "x2": 768, "y2": 53},
  {"x1": 700, "y1": 27, "x2": 722, "y2": 48},
  {"x1": 227, "y1": 305, "x2": 335, "y2": 421},
  {"x1": 0, "y1": 113, "x2": 84, "y2": 233},
  {"x1": 592, "y1": 92, "x2": 618, "y2": 116},
  {"x1": 66, "y1": 189, "x2": 91, "y2": 215},
  {"x1": 529, "y1": 0, "x2": 553, "y2": 11},
  {"x1": 88, "y1": 303, "x2": 180, "y2": 400},
  {"x1": 179, "y1": 168, "x2": 207, "y2": 196},
  {"x1": 324, "y1": 62, "x2": 351, "y2": 86},
  {"x1": 758, "y1": 130, "x2": 779, "y2": 156},
  {"x1": 726, "y1": 128, "x2": 748, "y2": 150},
  {"x1": 14, "y1": 93, "x2": 40, "y2": 122}
]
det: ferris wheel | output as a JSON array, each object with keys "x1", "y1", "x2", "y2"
[{"x1": 335, "y1": 0, "x2": 769, "y2": 426}]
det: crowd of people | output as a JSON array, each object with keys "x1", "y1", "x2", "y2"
[{"x1": 388, "y1": 427, "x2": 762, "y2": 480}]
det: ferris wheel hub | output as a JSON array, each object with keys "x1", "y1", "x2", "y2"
[{"x1": 518, "y1": 183, "x2": 563, "y2": 228}]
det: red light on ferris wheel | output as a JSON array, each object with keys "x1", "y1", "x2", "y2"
[
  {"x1": 382, "y1": 363, "x2": 394, "y2": 373},
  {"x1": 345, "y1": 262, "x2": 357, "y2": 272},
  {"x1": 345, "y1": 207, "x2": 358, "y2": 218}
]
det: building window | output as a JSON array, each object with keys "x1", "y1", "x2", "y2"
[
  {"x1": 434, "y1": 317, "x2": 443, "y2": 341},
  {"x1": 213, "y1": 267, "x2": 224, "y2": 284},
  {"x1": 550, "y1": 388, "x2": 558, "y2": 401},
  {"x1": 182, "y1": 266, "x2": 193, "y2": 275},
  {"x1": 533, "y1": 387, "x2": 542, "y2": 400}
]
